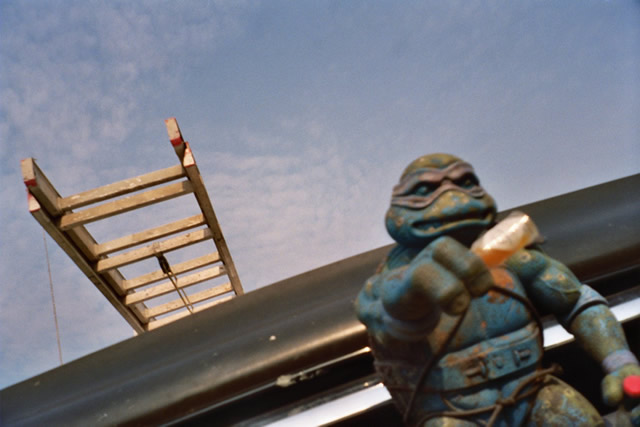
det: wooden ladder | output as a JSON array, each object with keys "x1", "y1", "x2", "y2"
[{"x1": 21, "y1": 118, "x2": 244, "y2": 332}]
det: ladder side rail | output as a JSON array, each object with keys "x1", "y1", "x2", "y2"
[
  {"x1": 26, "y1": 193, "x2": 146, "y2": 333},
  {"x1": 101, "y1": 268, "x2": 148, "y2": 325},
  {"x1": 181, "y1": 157, "x2": 244, "y2": 295},
  {"x1": 21, "y1": 158, "x2": 62, "y2": 217},
  {"x1": 165, "y1": 118, "x2": 244, "y2": 296}
]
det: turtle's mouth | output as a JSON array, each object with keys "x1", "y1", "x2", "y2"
[{"x1": 412, "y1": 210, "x2": 493, "y2": 235}]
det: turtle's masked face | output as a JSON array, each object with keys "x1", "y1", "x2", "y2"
[{"x1": 385, "y1": 159, "x2": 496, "y2": 248}]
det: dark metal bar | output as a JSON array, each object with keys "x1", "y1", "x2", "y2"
[{"x1": 1, "y1": 174, "x2": 638, "y2": 426}]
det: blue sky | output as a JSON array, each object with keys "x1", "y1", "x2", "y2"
[{"x1": 1, "y1": 1, "x2": 638, "y2": 389}]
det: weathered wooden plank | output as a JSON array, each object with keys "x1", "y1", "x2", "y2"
[
  {"x1": 165, "y1": 119, "x2": 243, "y2": 295},
  {"x1": 21, "y1": 158, "x2": 62, "y2": 216},
  {"x1": 124, "y1": 265, "x2": 226, "y2": 305},
  {"x1": 175, "y1": 141, "x2": 244, "y2": 296},
  {"x1": 63, "y1": 225, "x2": 100, "y2": 261},
  {"x1": 123, "y1": 252, "x2": 221, "y2": 290},
  {"x1": 145, "y1": 294, "x2": 234, "y2": 331},
  {"x1": 96, "y1": 228, "x2": 212, "y2": 272},
  {"x1": 95, "y1": 214, "x2": 205, "y2": 256},
  {"x1": 26, "y1": 193, "x2": 145, "y2": 333},
  {"x1": 58, "y1": 180, "x2": 193, "y2": 230},
  {"x1": 59, "y1": 164, "x2": 185, "y2": 211},
  {"x1": 144, "y1": 282, "x2": 233, "y2": 318}
]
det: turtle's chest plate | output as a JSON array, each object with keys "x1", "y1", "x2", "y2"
[{"x1": 433, "y1": 268, "x2": 533, "y2": 351}]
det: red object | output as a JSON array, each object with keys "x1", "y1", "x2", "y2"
[
  {"x1": 165, "y1": 117, "x2": 184, "y2": 146},
  {"x1": 623, "y1": 375, "x2": 640, "y2": 398}
]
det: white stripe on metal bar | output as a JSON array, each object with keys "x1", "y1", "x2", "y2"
[{"x1": 267, "y1": 383, "x2": 389, "y2": 427}]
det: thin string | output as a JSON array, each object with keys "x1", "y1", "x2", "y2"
[{"x1": 43, "y1": 231, "x2": 63, "y2": 366}]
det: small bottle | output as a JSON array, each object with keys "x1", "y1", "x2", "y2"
[{"x1": 471, "y1": 211, "x2": 542, "y2": 267}]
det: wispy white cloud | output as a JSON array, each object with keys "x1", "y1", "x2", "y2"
[
  {"x1": 0, "y1": 1, "x2": 253, "y2": 174},
  {"x1": 197, "y1": 120, "x2": 392, "y2": 290}
]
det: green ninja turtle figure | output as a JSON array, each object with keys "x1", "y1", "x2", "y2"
[{"x1": 355, "y1": 153, "x2": 639, "y2": 426}]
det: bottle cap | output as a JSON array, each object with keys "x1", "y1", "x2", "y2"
[{"x1": 623, "y1": 375, "x2": 640, "y2": 398}]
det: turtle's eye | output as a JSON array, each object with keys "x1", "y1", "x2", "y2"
[
  {"x1": 455, "y1": 173, "x2": 479, "y2": 189},
  {"x1": 412, "y1": 182, "x2": 437, "y2": 196}
]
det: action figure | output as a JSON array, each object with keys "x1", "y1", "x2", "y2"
[{"x1": 355, "y1": 153, "x2": 639, "y2": 426}]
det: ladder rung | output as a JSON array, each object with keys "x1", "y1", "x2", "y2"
[
  {"x1": 122, "y1": 252, "x2": 221, "y2": 290},
  {"x1": 59, "y1": 165, "x2": 185, "y2": 211},
  {"x1": 124, "y1": 265, "x2": 226, "y2": 305},
  {"x1": 145, "y1": 295, "x2": 233, "y2": 331},
  {"x1": 95, "y1": 214, "x2": 205, "y2": 256},
  {"x1": 145, "y1": 282, "x2": 233, "y2": 318},
  {"x1": 59, "y1": 180, "x2": 193, "y2": 230},
  {"x1": 96, "y1": 227, "x2": 212, "y2": 272}
]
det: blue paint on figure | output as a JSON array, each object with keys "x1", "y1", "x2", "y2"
[{"x1": 355, "y1": 154, "x2": 640, "y2": 426}]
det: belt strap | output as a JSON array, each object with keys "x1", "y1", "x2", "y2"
[{"x1": 376, "y1": 322, "x2": 542, "y2": 392}]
